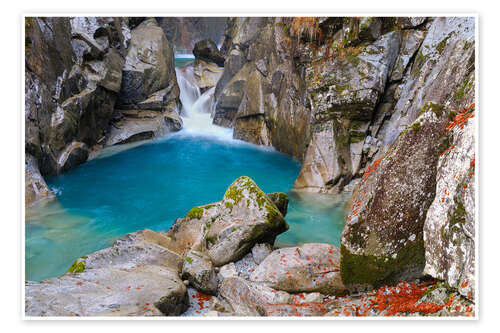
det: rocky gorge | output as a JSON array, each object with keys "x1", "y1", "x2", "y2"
[{"x1": 25, "y1": 16, "x2": 476, "y2": 318}]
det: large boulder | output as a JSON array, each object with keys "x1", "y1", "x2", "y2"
[
  {"x1": 193, "y1": 38, "x2": 225, "y2": 67},
  {"x1": 212, "y1": 62, "x2": 252, "y2": 127},
  {"x1": 162, "y1": 177, "x2": 289, "y2": 266},
  {"x1": 340, "y1": 104, "x2": 449, "y2": 291},
  {"x1": 25, "y1": 229, "x2": 189, "y2": 316},
  {"x1": 424, "y1": 105, "x2": 475, "y2": 301},
  {"x1": 249, "y1": 243, "x2": 346, "y2": 295},
  {"x1": 118, "y1": 18, "x2": 178, "y2": 109}
]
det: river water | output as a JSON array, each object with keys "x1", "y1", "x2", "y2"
[{"x1": 25, "y1": 56, "x2": 348, "y2": 282}]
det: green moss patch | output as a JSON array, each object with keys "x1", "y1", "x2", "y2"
[
  {"x1": 340, "y1": 237, "x2": 425, "y2": 288},
  {"x1": 187, "y1": 206, "x2": 204, "y2": 219},
  {"x1": 67, "y1": 258, "x2": 86, "y2": 273}
]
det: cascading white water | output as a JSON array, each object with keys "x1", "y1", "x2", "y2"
[{"x1": 175, "y1": 67, "x2": 233, "y2": 139}]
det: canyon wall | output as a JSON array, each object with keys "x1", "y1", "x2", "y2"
[
  {"x1": 25, "y1": 17, "x2": 181, "y2": 207},
  {"x1": 212, "y1": 16, "x2": 476, "y2": 300},
  {"x1": 155, "y1": 17, "x2": 228, "y2": 54}
]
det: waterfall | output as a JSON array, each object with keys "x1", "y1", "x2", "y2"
[{"x1": 175, "y1": 68, "x2": 233, "y2": 140}]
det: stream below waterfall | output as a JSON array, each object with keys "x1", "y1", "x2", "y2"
[{"x1": 25, "y1": 55, "x2": 349, "y2": 282}]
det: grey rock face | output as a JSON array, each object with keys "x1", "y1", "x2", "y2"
[
  {"x1": 215, "y1": 18, "x2": 312, "y2": 161},
  {"x1": 118, "y1": 18, "x2": 178, "y2": 109},
  {"x1": 25, "y1": 229, "x2": 188, "y2": 316},
  {"x1": 250, "y1": 243, "x2": 346, "y2": 295},
  {"x1": 219, "y1": 277, "x2": 292, "y2": 316},
  {"x1": 424, "y1": 106, "x2": 475, "y2": 301},
  {"x1": 25, "y1": 154, "x2": 55, "y2": 208},
  {"x1": 182, "y1": 250, "x2": 218, "y2": 295},
  {"x1": 379, "y1": 17, "x2": 475, "y2": 149},
  {"x1": 25, "y1": 17, "x2": 130, "y2": 177},
  {"x1": 295, "y1": 30, "x2": 401, "y2": 193},
  {"x1": 340, "y1": 107, "x2": 449, "y2": 292}
]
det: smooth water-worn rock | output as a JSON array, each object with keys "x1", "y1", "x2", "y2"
[
  {"x1": 162, "y1": 177, "x2": 289, "y2": 266},
  {"x1": 424, "y1": 107, "x2": 475, "y2": 301},
  {"x1": 250, "y1": 243, "x2": 345, "y2": 295},
  {"x1": 219, "y1": 277, "x2": 292, "y2": 316},
  {"x1": 25, "y1": 229, "x2": 188, "y2": 316},
  {"x1": 105, "y1": 110, "x2": 182, "y2": 145},
  {"x1": 340, "y1": 105, "x2": 449, "y2": 291},
  {"x1": 182, "y1": 250, "x2": 218, "y2": 295},
  {"x1": 177, "y1": 59, "x2": 223, "y2": 93},
  {"x1": 118, "y1": 18, "x2": 178, "y2": 108}
]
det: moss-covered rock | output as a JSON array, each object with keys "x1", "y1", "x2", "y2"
[
  {"x1": 340, "y1": 107, "x2": 448, "y2": 291},
  {"x1": 163, "y1": 176, "x2": 288, "y2": 267}
]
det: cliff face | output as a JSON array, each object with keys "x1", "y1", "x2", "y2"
[
  {"x1": 155, "y1": 17, "x2": 228, "y2": 54},
  {"x1": 213, "y1": 17, "x2": 312, "y2": 161},
  {"x1": 25, "y1": 17, "x2": 181, "y2": 207},
  {"x1": 212, "y1": 16, "x2": 476, "y2": 299}
]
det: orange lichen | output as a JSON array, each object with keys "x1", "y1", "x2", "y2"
[
  {"x1": 446, "y1": 104, "x2": 475, "y2": 132},
  {"x1": 362, "y1": 155, "x2": 384, "y2": 182}
]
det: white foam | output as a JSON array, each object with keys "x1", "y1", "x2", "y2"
[{"x1": 175, "y1": 68, "x2": 234, "y2": 141}]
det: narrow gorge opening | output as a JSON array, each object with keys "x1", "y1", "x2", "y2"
[{"x1": 25, "y1": 54, "x2": 348, "y2": 283}]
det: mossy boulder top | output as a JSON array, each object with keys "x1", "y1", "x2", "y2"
[{"x1": 163, "y1": 176, "x2": 289, "y2": 266}]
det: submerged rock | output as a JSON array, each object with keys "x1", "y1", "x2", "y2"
[{"x1": 250, "y1": 243, "x2": 346, "y2": 295}]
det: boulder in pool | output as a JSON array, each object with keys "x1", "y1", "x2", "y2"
[
  {"x1": 249, "y1": 243, "x2": 346, "y2": 296},
  {"x1": 163, "y1": 176, "x2": 289, "y2": 266}
]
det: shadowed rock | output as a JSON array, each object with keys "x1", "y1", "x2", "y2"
[{"x1": 193, "y1": 38, "x2": 225, "y2": 67}]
